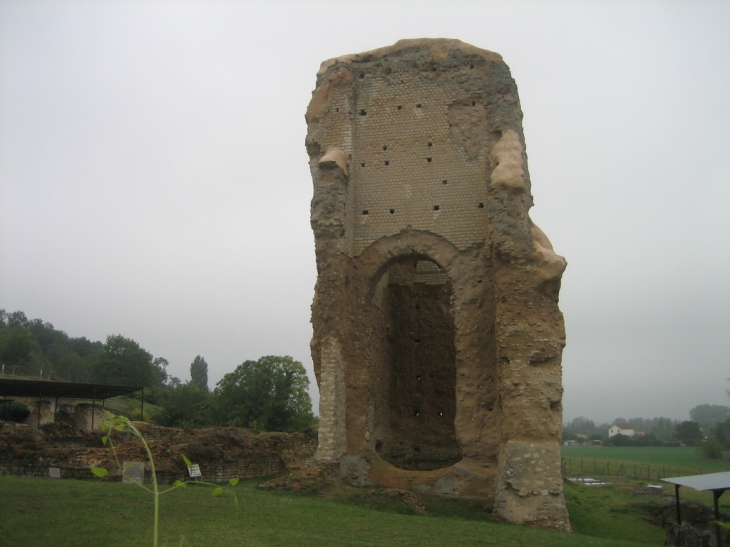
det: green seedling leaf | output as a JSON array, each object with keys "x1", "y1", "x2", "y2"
[
  {"x1": 101, "y1": 436, "x2": 108, "y2": 445},
  {"x1": 173, "y1": 480, "x2": 187, "y2": 488},
  {"x1": 90, "y1": 467, "x2": 108, "y2": 478},
  {"x1": 212, "y1": 486, "x2": 224, "y2": 497},
  {"x1": 100, "y1": 422, "x2": 110, "y2": 432},
  {"x1": 181, "y1": 454, "x2": 193, "y2": 467},
  {"x1": 229, "y1": 478, "x2": 239, "y2": 487},
  {"x1": 114, "y1": 423, "x2": 125, "y2": 432}
]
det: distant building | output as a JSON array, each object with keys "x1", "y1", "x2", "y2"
[{"x1": 608, "y1": 423, "x2": 635, "y2": 437}]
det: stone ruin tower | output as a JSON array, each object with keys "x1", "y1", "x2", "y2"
[{"x1": 306, "y1": 39, "x2": 569, "y2": 530}]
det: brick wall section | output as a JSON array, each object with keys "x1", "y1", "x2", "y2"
[{"x1": 352, "y1": 71, "x2": 488, "y2": 255}]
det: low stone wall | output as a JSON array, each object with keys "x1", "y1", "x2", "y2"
[{"x1": 0, "y1": 422, "x2": 317, "y2": 484}]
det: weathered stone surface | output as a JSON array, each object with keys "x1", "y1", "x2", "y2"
[
  {"x1": 307, "y1": 38, "x2": 568, "y2": 530},
  {"x1": 0, "y1": 421, "x2": 317, "y2": 484}
]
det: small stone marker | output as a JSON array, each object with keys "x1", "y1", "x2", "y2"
[
  {"x1": 122, "y1": 461, "x2": 145, "y2": 484},
  {"x1": 187, "y1": 464, "x2": 201, "y2": 479},
  {"x1": 49, "y1": 467, "x2": 61, "y2": 479}
]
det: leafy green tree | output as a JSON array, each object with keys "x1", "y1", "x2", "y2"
[
  {"x1": 93, "y1": 335, "x2": 160, "y2": 388},
  {"x1": 649, "y1": 417, "x2": 678, "y2": 441},
  {"x1": 158, "y1": 382, "x2": 213, "y2": 427},
  {"x1": 190, "y1": 355, "x2": 209, "y2": 391},
  {"x1": 702, "y1": 439, "x2": 724, "y2": 459},
  {"x1": 3, "y1": 310, "x2": 28, "y2": 328},
  {"x1": 675, "y1": 420, "x2": 704, "y2": 445},
  {"x1": 152, "y1": 357, "x2": 169, "y2": 386},
  {"x1": 564, "y1": 416, "x2": 597, "y2": 437},
  {"x1": 608, "y1": 433, "x2": 633, "y2": 446},
  {"x1": 713, "y1": 418, "x2": 730, "y2": 444},
  {"x1": 690, "y1": 404, "x2": 730, "y2": 433},
  {"x1": 0, "y1": 327, "x2": 33, "y2": 371},
  {"x1": 215, "y1": 355, "x2": 314, "y2": 432}
]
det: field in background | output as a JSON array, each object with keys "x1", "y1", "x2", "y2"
[
  {"x1": 562, "y1": 445, "x2": 730, "y2": 512},
  {"x1": 561, "y1": 446, "x2": 730, "y2": 475},
  {"x1": 0, "y1": 476, "x2": 662, "y2": 547}
]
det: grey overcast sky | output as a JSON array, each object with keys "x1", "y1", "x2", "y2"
[{"x1": 1, "y1": 0, "x2": 728, "y2": 425}]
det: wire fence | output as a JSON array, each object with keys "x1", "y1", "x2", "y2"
[{"x1": 561, "y1": 457, "x2": 707, "y2": 481}]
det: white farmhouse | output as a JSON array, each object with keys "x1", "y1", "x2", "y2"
[{"x1": 608, "y1": 423, "x2": 635, "y2": 437}]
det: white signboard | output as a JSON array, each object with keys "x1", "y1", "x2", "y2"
[
  {"x1": 49, "y1": 467, "x2": 61, "y2": 479},
  {"x1": 122, "y1": 461, "x2": 145, "y2": 485},
  {"x1": 187, "y1": 464, "x2": 201, "y2": 479}
]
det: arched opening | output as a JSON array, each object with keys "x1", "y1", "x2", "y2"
[{"x1": 371, "y1": 256, "x2": 461, "y2": 470}]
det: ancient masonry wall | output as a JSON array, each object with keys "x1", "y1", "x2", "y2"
[
  {"x1": 0, "y1": 426, "x2": 317, "y2": 484},
  {"x1": 307, "y1": 39, "x2": 570, "y2": 531},
  {"x1": 73, "y1": 403, "x2": 104, "y2": 431},
  {"x1": 26, "y1": 401, "x2": 54, "y2": 429}
]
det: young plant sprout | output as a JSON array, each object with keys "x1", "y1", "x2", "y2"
[{"x1": 90, "y1": 411, "x2": 238, "y2": 547}]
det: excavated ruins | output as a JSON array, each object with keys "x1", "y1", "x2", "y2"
[{"x1": 306, "y1": 39, "x2": 569, "y2": 530}]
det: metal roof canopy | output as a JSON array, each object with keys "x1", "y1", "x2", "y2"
[
  {"x1": 0, "y1": 379, "x2": 143, "y2": 430},
  {"x1": 0, "y1": 379, "x2": 141, "y2": 400},
  {"x1": 662, "y1": 472, "x2": 730, "y2": 545}
]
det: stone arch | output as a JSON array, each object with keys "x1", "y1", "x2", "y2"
[
  {"x1": 357, "y1": 230, "x2": 463, "y2": 291},
  {"x1": 354, "y1": 231, "x2": 467, "y2": 470}
]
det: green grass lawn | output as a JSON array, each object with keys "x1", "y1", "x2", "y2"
[
  {"x1": 0, "y1": 476, "x2": 664, "y2": 547},
  {"x1": 562, "y1": 446, "x2": 730, "y2": 473}
]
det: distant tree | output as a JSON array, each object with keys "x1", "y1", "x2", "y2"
[
  {"x1": 215, "y1": 355, "x2": 314, "y2": 432},
  {"x1": 702, "y1": 439, "x2": 724, "y2": 459},
  {"x1": 690, "y1": 404, "x2": 730, "y2": 433},
  {"x1": 649, "y1": 417, "x2": 678, "y2": 441},
  {"x1": 0, "y1": 327, "x2": 33, "y2": 370},
  {"x1": 564, "y1": 416, "x2": 597, "y2": 437},
  {"x1": 675, "y1": 420, "x2": 704, "y2": 445},
  {"x1": 158, "y1": 382, "x2": 213, "y2": 428},
  {"x1": 167, "y1": 376, "x2": 183, "y2": 388},
  {"x1": 190, "y1": 355, "x2": 209, "y2": 391},
  {"x1": 152, "y1": 357, "x2": 169, "y2": 386},
  {"x1": 562, "y1": 430, "x2": 577, "y2": 442},
  {"x1": 93, "y1": 335, "x2": 159, "y2": 388},
  {"x1": 713, "y1": 418, "x2": 730, "y2": 445},
  {"x1": 3, "y1": 310, "x2": 28, "y2": 328},
  {"x1": 608, "y1": 433, "x2": 633, "y2": 446}
]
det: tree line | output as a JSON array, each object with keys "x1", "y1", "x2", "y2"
[
  {"x1": 0, "y1": 309, "x2": 315, "y2": 433},
  {"x1": 564, "y1": 404, "x2": 730, "y2": 452}
]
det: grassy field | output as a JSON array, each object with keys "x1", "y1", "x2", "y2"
[
  {"x1": 562, "y1": 445, "x2": 730, "y2": 512},
  {"x1": 0, "y1": 475, "x2": 665, "y2": 547},
  {"x1": 561, "y1": 445, "x2": 730, "y2": 475}
]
